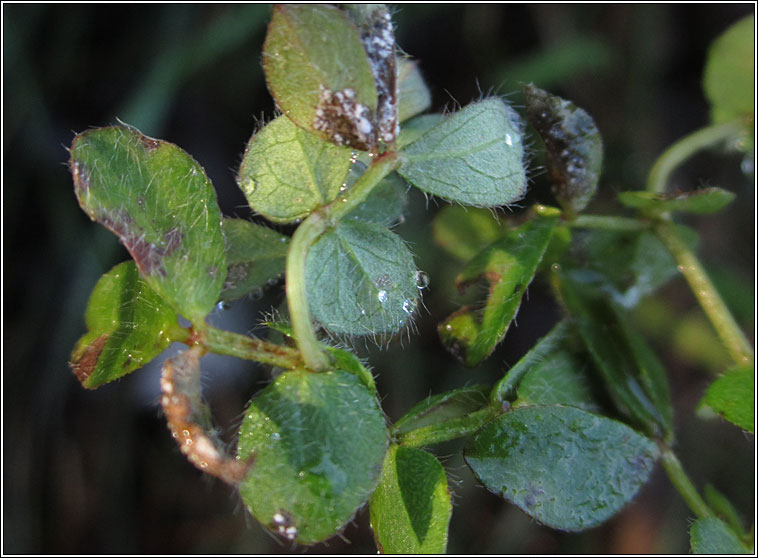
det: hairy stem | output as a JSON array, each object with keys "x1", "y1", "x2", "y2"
[
  {"x1": 660, "y1": 445, "x2": 714, "y2": 519},
  {"x1": 654, "y1": 220, "x2": 753, "y2": 365},
  {"x1": 285, "y1": 152, "x2": 401, "y2": 372},
  {"x1": 646, "y1": 120, "x2": 745, "y2": 194},
  {"x1": 201, "y1": 326, "x2": 302, "y2": 370},
  {"x1": 396, "y1": 406, "x2": 500, "y2": 448},
  {"x1": 286, "y1": 211, "x2": 331, "y2": 371}
]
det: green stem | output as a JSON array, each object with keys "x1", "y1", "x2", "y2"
[
  {"x1": 396, "y1": 406, "x2": 500, "y2": 448},
  {"x1": 323, "y1": 151, "x2": 400, "y2": 224},
  {"x1": 646, "y1": 120, "x2": 745, "y2": 194},
  {"x1": 202, "y1": 326, "x2": 301, "y2": 370},
  {"x1": 660, "y1": 445, "x2": 713, "y2": 519},
  {"x1": 285, "y1": 152, "x2": 401, "y2": 372},
  {"x1": 654, "y1": 220, "x2": 753, "y2": 365},
  {"x1": 286, "y1": 211, "x2": 330, "y2": 371},
  {"x1": 571, "y1": 214, "x2": 649, "y2": 232}
]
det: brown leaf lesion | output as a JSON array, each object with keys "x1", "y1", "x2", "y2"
[{"x1": 70, "y1": 333, "x2": 110, "y2": 388}]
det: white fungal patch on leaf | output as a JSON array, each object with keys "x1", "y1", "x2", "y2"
[
  {"x1": 161, "y1": 346, "x2": 253, "y2": 485},
  {"x1": 347, "y1": 5, "x2": 398, "y2": 145},
  {"x1": 313, "y1": 85, "x2": 376, "y2": 150}
]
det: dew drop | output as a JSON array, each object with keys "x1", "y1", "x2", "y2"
[
  {"x1": 402, "y1": 299, "x2": 414, "y2": 314},
  {"x1": 415, "y1": 270, "x2": 430, "y2": 289},
  {"x1": 505, "y1": 133, "x2": 513, "y2": 147},
  {"x1": 217, "y1": 301, "x2": 231, "y2": 311},
  {"x1": 271, "y1": 432, "x2": 281, "y2": 440},
  {"x1": 377, "y1": 290, "x2": 388, "y2": 303}
]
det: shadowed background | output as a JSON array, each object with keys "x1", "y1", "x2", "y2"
[{"x1": 3, "y1": 4, "x2": 754, "y2": 554}]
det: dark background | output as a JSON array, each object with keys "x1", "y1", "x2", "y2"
[{"x1": 3, "y1": 3, "x2": 755, "y2": 554}]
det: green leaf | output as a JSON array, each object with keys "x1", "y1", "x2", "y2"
[
  {"x1": 70, "y1": 125, "x2": 226, "y2": 322},
  {"x1": 491, "y1": 320, "x2": 574, "y2": 405},
  {"x1": 71, "y1": 261, "x2": 178, "y2": 389},
  {"x1": 690, "y1": 517, "x2": 753, "y2": 554},
  {"x1": 523, "y1": 83, "x2": 603, "y2": 215},
  {"x1": 263, "y1": 4, "x2": 378, "y2": 150},
  {"x1": 618, "y1": 188, "x2": 736, "y2": 215},
  {"x1": 237, "y1": 369, "x2": 389, "y2": 544},
  {"x1": 393, "y1": 385, "x2": 490, "y2": 435},
  {"x1": 237, "y1": 115, "x2": 355, "y2": 223},
  {"x1": 513, "y1": 350, "x2": 601, "y2": 413},
  {"x1": 561, "y1": 225, "x2": 698, "y2": 309},
  {"x1": 704, "y1": 484, "x2": 749, "y2": 539},
  {"x1": 699, "y1": 363, "x2": 754, "y2": 433},
  {"x1": 703, "y1": 15, "x2": 755, "y2": 125},
  {"x1": 397, "y1": 58, "x2": 432, "y2": 123},
  {"x1": 345, "y1": 170, "x2": 408, "y2": 227},
  {"x1": 438, "y1": 208, "x2": 559, "y2": 366},
  {"x1": 397, "y1": 113, "x2": 444, "y2": 150},
  {"x1": 220, "y1": 218, "x2": 289, "y2": 301},
  {"x1": 369, "y1": 445, "x2": 451, "y2": 554},
  {"x1": 305, "y1": 220, "x2": 419, "y2": 335},
  {"x1": 554, "y1": 272, "x2": 673, "y2": 439},
  {"x1": 464, "y1": 405, "x2": 660, "y2": 531},
  {"x1": 398, "y1": 98, "x2": 527, "y2": 207},
  {"x1": 432, "y1": 205, "x2": 509, "y2": 262}
]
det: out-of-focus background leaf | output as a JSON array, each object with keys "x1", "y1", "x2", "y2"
[{"x1": 2, "y1": 4, "x2": 754, "y2": 554}]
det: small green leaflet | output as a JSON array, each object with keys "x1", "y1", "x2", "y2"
[
  {"x1": 690, "y1": 517, "x2": 753, "y2": 554},
  {"x1": 554, "y1": 271, "x2": 674, "y2": 440},
  {"x1": 465, "y1": 405, "x2": 660, "y2": 531},
  {"x1": 305, "y1": 220, "x2": 419, "y2": 335},
  {"x1": 369, "y1": 445, "x2": 451, "y2": 554},
  {"x1": 70, "y1": 125, "x2": 226, "y2": 322},
  {"x1": 392, "y1": 385, "x2": 490, "y2": 435},
  {"x1": 398, "y1": 98, "x2": 527, "y2": 207},
  {"x1": 618, "y1": 188, "x2": 736, "y2": 215},
  {"x1": 438, "y1": 208, "x2": 559, "y2": 366},
  {"x1": 220, "y1": 218, "x2": 289, "y2": 301},
  {"x1": 71, "y1": 261, "x2": 178, "y2": 389},
  {"x1": 237, "y1": 115, "x2": 355, "y2": 223},
  {"x1": 237, "y1": 369, "x2": 388, "y2": 544},
  {"x1": 699, "y1": 363, "x2": 754, "y2": 433},
  {"x1": 397, "y1": 58, "x2": 432, "y2": 123},
  {"x1": 703, "y1": 15, "x2": 755, "y2": 126}
]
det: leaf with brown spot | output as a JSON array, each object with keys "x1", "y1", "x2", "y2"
[
  {"x1": 70, "y1": 124, "x2": 226, "y2": 321},
  {"x1": 439, "y1": 207, "x2": 559, "y2": 366},
  {"x1": 70, "y1": 261, "x2": 180, "y2": 389}
]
